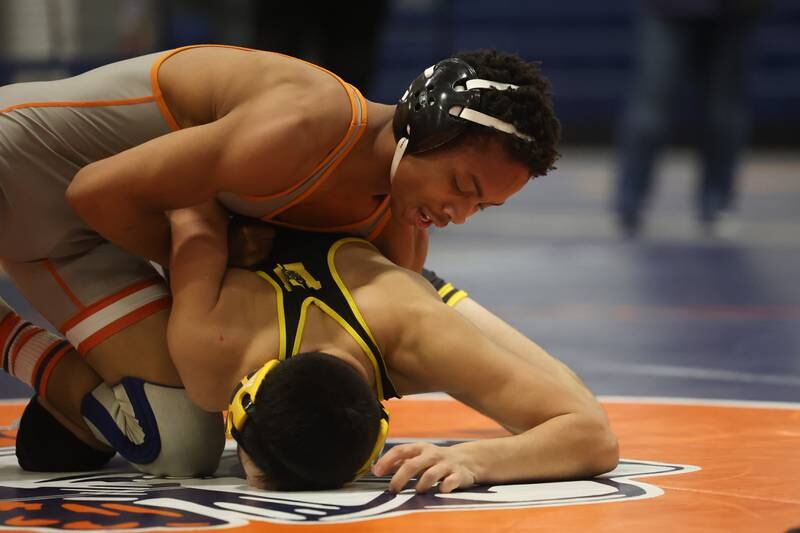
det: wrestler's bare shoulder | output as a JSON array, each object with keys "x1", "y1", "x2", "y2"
[
  {"x1": 168, "y1": 267, "x2": 282, "y2": 410},
  {"x1": 335, "y1": 241, "x2": 439, "y2": 325},
  {"x1": 158, "y1": 46, "x2": 352, "y2": 131},
  {"x1": 184, "y1": 267, "x2": 279, "y2": 362}
]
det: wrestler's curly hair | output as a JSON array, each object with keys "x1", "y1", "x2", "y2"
[{"x1": 455, "y1": 49, "x2": 561, "y2": 177}]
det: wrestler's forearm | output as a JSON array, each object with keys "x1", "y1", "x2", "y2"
[
  {"x1": 454, "y1": 412, "x2": 618, "y2": 484},
  {"x1": 85, "y1": 206, "x2": 170, "y2": 266},
  {"x1": 67, "y1": 169, "x2": 171, "y2": 265}
]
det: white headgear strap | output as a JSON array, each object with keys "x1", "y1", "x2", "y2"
[
  {"x1": 390, "y1": 76, "x2": 533, "y2": 181},
  {"x1": 390, "y1": 136, "x2": 409, "y2": 182}
]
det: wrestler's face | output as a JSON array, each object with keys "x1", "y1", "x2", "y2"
[{"x1": 389, "y1": 138, "x2": 529, "y2": 229}]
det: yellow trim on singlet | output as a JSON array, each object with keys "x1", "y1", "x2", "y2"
[
  {"x1": 438, "y1": 283, "x2": 455, "y2": 299},
  {"x1": 446, "y1": 290, "x2": 469, "y2": 308},
  {"x1": 327, "y1": 238, "x2": 398, "y2": 399},
  {"x1": 291, "y1": 297, "x2": 386, "y2": 401},
  {"x1": 255, "y1": 271, "x2": 287, "y2": 359}
]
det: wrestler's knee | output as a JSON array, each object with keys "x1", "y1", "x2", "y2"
[{"x1": 81, "y1": 378, "x2": 225, "y2": 476}]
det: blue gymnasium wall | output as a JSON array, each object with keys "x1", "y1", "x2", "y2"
[{"x1": 371, "y1": 0, "x2": 800, "y2": 145}]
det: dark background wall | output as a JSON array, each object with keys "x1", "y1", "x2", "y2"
[
  {"x1": 373, "y1": 0, "x2": 800, "y2": 147},
  {"x1": 1, "y1": 0, "x2": 798, "y2": 147}
]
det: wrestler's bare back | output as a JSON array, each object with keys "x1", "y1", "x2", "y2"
[
  {"x1": 158, "y1": 47, "x2": 395, "y2": 228},
  {"x1": 168, "y1": 239, "x2": 432, "y2": 411}
]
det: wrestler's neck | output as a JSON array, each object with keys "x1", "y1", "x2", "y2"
[
  {"x1": 315, "y1": 345, "x2": 372, "y2": 384},
  {"x1": 327, "y1": 101, "x2": 396, "y2": 197},
  {"x1": 295, "y1": 315, "x2": 375, "y2": 388}
]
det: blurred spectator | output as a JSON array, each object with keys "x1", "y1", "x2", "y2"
[
  {"x1": 250, "y1": 1, "x2": 389, "y2": 96},
  {"x1": 614, "y1": 0, "x2": 768, "y2": 238}
]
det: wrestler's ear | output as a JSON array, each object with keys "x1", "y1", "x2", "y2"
[{"x1": 238, "y1": 446, "x2": 272, "y2": 490}]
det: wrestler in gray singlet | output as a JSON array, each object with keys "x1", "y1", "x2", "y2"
[
  {"x1": 0, "y1": 51, "x2": 172, "y2": 350},
  {"x1": 0, "y1": 45, "x2": 380, "y2": 349}
]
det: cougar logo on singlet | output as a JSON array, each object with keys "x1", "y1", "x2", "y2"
[
  {"x1": 273, "y1": 262, "x2": 322, "y2": 291},
  {"x1": 0, "y1": 441, "x2": 698, "y2": 530}
]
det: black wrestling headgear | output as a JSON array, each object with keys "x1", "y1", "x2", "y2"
[{"x1": 390, "y1": 58, "x2": 534, "y2": 180}]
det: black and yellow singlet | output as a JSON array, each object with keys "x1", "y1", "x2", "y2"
[{"x1": 250, "y1": 229, "x2": 399, "y2": 401}]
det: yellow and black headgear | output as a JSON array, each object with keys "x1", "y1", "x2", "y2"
[{"x1": 226, "y1": 359, "x2": 390, "y2": 482}]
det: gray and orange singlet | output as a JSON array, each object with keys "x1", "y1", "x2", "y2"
[{"x1": 0, "y1": 45, "x2": 386, "y2": 354}]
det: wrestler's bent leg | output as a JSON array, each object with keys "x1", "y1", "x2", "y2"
[
  {"x1": 0, "y1": 295, "x2": 114, "y2": 470},
  {"x1": 3, "y1": 243, "x2": 225, "y2": 476}
]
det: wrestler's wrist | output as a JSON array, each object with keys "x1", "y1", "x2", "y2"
[{"x1": 451, "y1": 441, "x2": 489, "y2": 485}]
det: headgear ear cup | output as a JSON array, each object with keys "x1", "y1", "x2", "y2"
[
  {"x1": 353, "y1": 406, "x2": 390, "y2": 481},
  {"x1": 226, "y1": 359, "x2": 281, "y2": 439},
  {"x1": 227, "y1": 358, "x2": 391, "y2": 483},
  {"x1": 391, "y1": 58, "x2": 535, "y2": 179},
  {"x1": 393, "y1": 58, "x2": 481, "y2": 154}
]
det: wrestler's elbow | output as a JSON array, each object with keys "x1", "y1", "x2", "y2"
[
  {"x1": 66, "y1": 166, "x2": 92, "y2": 212},
  {"x1": 67, "y1": 163, "x2": 109, "y2": 221},
  {"x1": 576, "y1": 413, "x2": 619, "y2": 476},
  {"x1": 168, "y1": 348, "x2": 220, "y2": 412},
  {"x1": 184, "y1": 381, "x2": 222, "y2": 413}
]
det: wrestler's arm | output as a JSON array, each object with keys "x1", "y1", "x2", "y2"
[
  {"x1": 66, "y1": 96, "x2": 345, "y2": 265},
  {"x1": 420, "y1": 269, "x2": 592, "y2": 401},
  {"x1": 451, "y1": 297, "x2": 596, "y2": 404},
  {"x1": 165, "y1": 202, "x2": 233, "y2": 408},
  {"x1": 374, "y1": 295, "x2": 618, "y2": 493}
]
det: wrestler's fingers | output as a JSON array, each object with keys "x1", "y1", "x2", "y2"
[
  {"x1": 414, "y1": 463, "x2": 452, "y2": 493},
  {"x1": 372, "y1": 442, "x2": 428, "y2": 476},
  {"x1": 438, "y1": 472, "x2": 464, "y2": 494},
  {"x1": 388, "y1": 452, "x2": 439, "y2": 493}
]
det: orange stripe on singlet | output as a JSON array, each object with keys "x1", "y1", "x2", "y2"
[
  {"x1": 149, "y1": 44, "x2": 258, "y2": 132},
  {"x1": 367, "y1": 206, "x2": 394, "y2": 242},
  {"x1": 0, "y1": 96, "x2": 156, "y2": 116},
  {"x1": 150, "y1": 45, "x2": 381, "y2": 235},
  {"x1": 267, "y1": 195, "x2": 391, "y2": 236},
  {"x1": 43, "y1": 260, "x2": 85, "y2": 310},
  {"x1": 59, "y1": 277, "x2": 163, "y2": 333},
  {"x1": 250, "y1": 83, "x2": 368, "y2": 210},
  {"x1": 76, "y1": 297, "x2": 170, "y2": 355}
]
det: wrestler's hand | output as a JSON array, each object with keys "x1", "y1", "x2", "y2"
[
  {"x1": 227, "y1": 216, "x2": 277, "y2": 268},
  {"x1": 371, "y1": 442, "x2": 477, "y2": 493}
]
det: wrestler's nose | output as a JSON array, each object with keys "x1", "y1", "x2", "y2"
[{"x1": 443, "y1": 203, "x2": 467, "y2": 225}]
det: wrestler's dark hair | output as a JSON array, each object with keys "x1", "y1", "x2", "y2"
[
  {"x1": 237, "y1": 351, "x2": 382, "y2": 490},
  {"x1": 454, "y1": 49, "x2": 561, "y2": 178}
]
